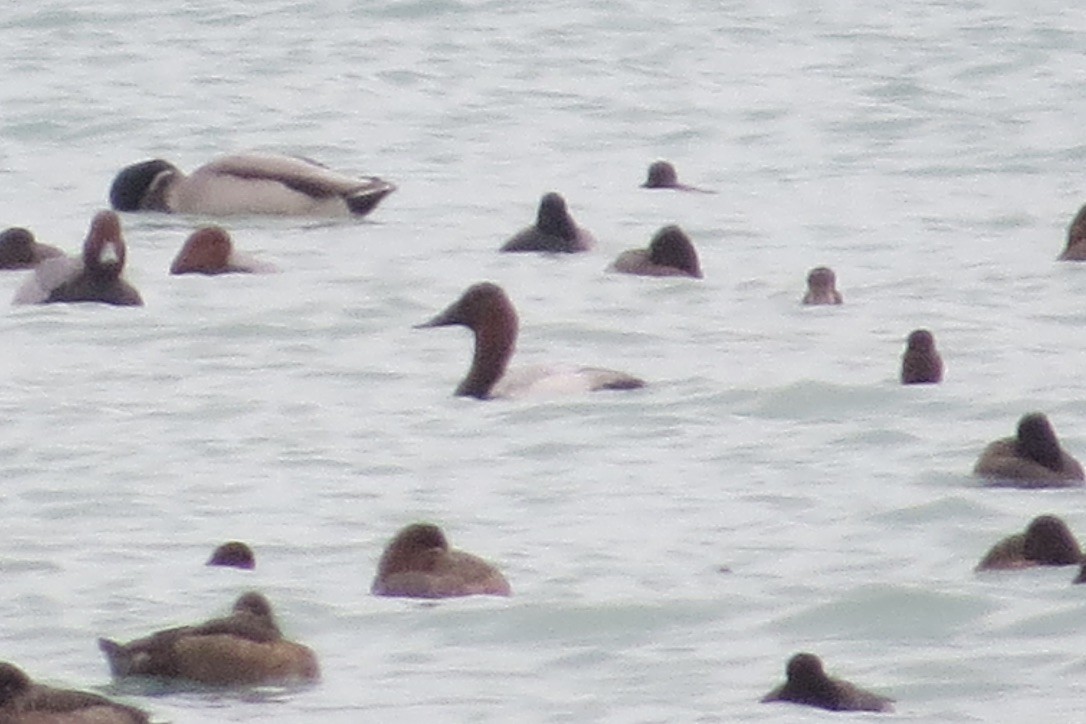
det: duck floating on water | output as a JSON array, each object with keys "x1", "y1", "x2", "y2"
[
  {"x1": 110, "y1": 152, "x2": 395, "y2": 218},
  {"x1": 416, "y1": 282, "x2": 646, "y2": 400}
]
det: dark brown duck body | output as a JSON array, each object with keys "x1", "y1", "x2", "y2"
[
  {"x1": 372, "y1": 522, "x2": 512, "y2": 599},
  {"x1": 976, "y1": 515, "x2": 1083, "y2": 571},
  {"x1": 0, "y1": 661, "x2": 148, "y2": 723},
  {"x1": 762, "y1": 653, "x2": 893, "y2": 713},
  {"x1": 207, "y1": 541, "x2": 255, "y2": 569},
  {"x1": 12, "y1": 211, "x2": 142, "y2": 306},
  {"x1": 0, "y1": 228, "x2": 62, "y2": 270},
  {"x1": 609, "y1": 225, "x2": 702, "y2": 278},
  {"x1": 1058, "y1": 203, "x2": 1086, "y2": 260},
  {"x1": 900, "y1": 329, "x2": 943, "y2": 384},
  {"x1": 802, "y1": 266, "x2": 842, "y2": 305},
  {"x1": 640, "y1": 160, "x2": 714, "y2": 193},
  {"x1": 974, "y1": 413, "x2": 1084, "y2": 487},
  {"x1": 500, "y1": 193, "x2": 594, "y2": 253},
  {"x1": 98, "y1": 592, "x2": 319, "y2": 686}
]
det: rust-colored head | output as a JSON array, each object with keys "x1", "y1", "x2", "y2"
[
  {"x1": 83, "y1": 210, "x2": 127, "y2": 280},
  {"x1": 171, "y1": 226, "x2": 234, "y2": 275}
]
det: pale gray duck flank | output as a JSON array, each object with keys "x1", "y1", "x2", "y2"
[{"x1": 110, "y1": 152, "x2": 395, "y2": 218}]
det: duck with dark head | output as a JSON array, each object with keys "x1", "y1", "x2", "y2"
[
  {"x1": 640, "y1": 160, "x2": 715, "y2": 193},
  {"x1": 372, "y1": 522, "x2": 511, "y2": 599},
  {"x1": 610, "y1": 225, "x2": 703, "y2": 278},
  {"x1": 500, "y1": 193, "x2": 595, "y2": 253},
  {"x1": 12, "y1": 210, "x2": 142, "y2": 306},
  {"x1": 762, "y1": 652, "x2": 893, "y2": 713},
  {"x1": 801, "y1": 266, "x2": 842, "y2": 305},
  {"x1": 976, "y1": 515, "x2": 1083, "y2": 571},
  {"x1": 0, "y1": 661, "x2": 149, "y2": 723},
  {"x1": 110, "y1": 152, "x2": 395, "y2": 218},
  {"x1": 416, "y1": 282, "x2": 645, "y2": 399},
  {"x1": 0, "y1": 227, "x2": 63, "y2": 270},
  {"x1": 98, "y1": 591, "x2": 319, "y2": 686},
  {"x1": 974, "y1": 413, "x2": 1084, "y2": 487},
  {"x1": 900, "y1": 329, "x2": 943, "y2": 384}
]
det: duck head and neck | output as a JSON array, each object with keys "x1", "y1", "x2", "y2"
[{"x1": 417, "y1": 282, "x2": 518, "y2": 399}]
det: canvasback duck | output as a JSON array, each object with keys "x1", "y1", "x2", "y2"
[
  {"x1": 500, "y1": 193, "x2": 595, "y2": 253},
  {"x1": 802, "y1": 266, "x2": 842, "y2": 305},
  {"x1": 609, "y1": 225, "x2": 703, "y2": 278},
  {"x1": 0, "y1": 662, "x2": 149, "y2": 723},
  {"x1": 761, "y1": 652, "x2": 893, "y2": 713},
  {"x1": 12, "y1": 210, "x2": 143, "y2": 306},
  {"x1": 975, "y1": 515, "x2": 1082, "y2": 571},
  {"x1": 640, "y1": 160, "x2": 715, "y2": 193},
  {"x1": 1058, "y1": 203, "x2": 1086, "y2": 260},
  {"x1": 900, "y1": 329, "x2": 943, "y2": 384},
  {"x1": 207, "y1": 541, "x2": 255, "y2": 570},
  {"x1": 170, "y1": 226, "x2": 276, "y2": 275},
  {"x1": 0, "y1": 227, "x2": 63, "y2": 270},
  {"x1": 974, "y1": 413, "x2": 1084, "y2": 487},
  {"x1": 98, "y1": 591, "x2": 319, "y2": 686},
  {"x1": 372, "y1": 522, "x2": 511, "y2": 599},
  {"x1": 109, "y1": 152, "x2": 395, "y2": 218},
  {"x1": 416, "y1": 282, "x2": 646, "y2": 399}
]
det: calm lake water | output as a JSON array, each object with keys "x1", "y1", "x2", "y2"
[{"x1": 3, "y1": 1, "x2": 1086, "y2": 721}]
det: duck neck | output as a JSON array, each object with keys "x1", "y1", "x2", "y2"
[{"x1": 456, "y1": 312, "x2": 517, "y2": 399}]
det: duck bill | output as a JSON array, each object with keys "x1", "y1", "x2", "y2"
[{"x1": 415, "y1": 303, "x2": 462, "y2": 329}]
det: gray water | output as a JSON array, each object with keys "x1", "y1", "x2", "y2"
[{"x1": 2, "y1": 1, "x2": 1086, "y2": 721}]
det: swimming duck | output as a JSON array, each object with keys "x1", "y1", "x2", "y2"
[
  {"x1": 109, "y1": 152, "x2": 395, "y2": 218},
  {"x1": 974, "y1": 413, "x2": 1084, "y2": 487},
  {"x1": 976, "y1": 515, "x2": 1082, "y2": 571},
  {"x1": 416, "y1": 282, "x2": 646, "y2": 399},
  {"x1": 98, "y1": 591, "x2": 319, "y2": 686},
  {"x1": 500, "y1": 193, "x2": 595, "y2": 253},
  {"x1": 0, "y1": 661, "x2": 149, "y2": 723},
  {"x1": 900, "y1": 329, "x2": 943, "y2": 384},
  {"x1": 170, "y1": 226, "x2": 276, "y2": 275},
  {"x1": 640, "y1": 160, "x2": 714, "y2": 193},
  {"x1": 0, "y1": 227, "x2": 63, "y2": 270},
  {"x1": 802, "y1": 266, "x2": 842, "y2": 305},
  {"x1": 12, "y1": 210, "x2": 143, "y2": 306},
  {"x1": 372, "y1": 522, "x2": 511, "y2": 599},
  {"x1": 207, "y1": 541, "x2": 255, "y2": 570},
  {"x1": 1058, "y1": 203, "x2": 1086, "y2": 260},
  {"x1": 609, "y1": 225, "x2": 703, "y2": 278},
  {"x1": 761, "y1": 652, "x2": 893, "y2": 713}
]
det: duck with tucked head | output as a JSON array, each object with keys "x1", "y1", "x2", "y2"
[
  {"x1": 1058, "y1": 203, "x2": 1086, "y2": 260},
  {"x1": 207, "y1": 541, "x2": 255, "y2": 570},
  {"x1": 0, "y1": 227, "x2": 63, "y2": 270},
  {"x1": 416, "y1": 282, "x2": 645, "y2": 400},
  {"x1": 801, "y1": 266, "x2": 842, "y2": 305},
  {"x1": 640, "y1": 160, "x2": 715, "y2": 193},
  {"x1": 761, "y1": 652, "x2": 893, "y2": 713},
  {"x1": 12, "y1": 210, "x2": 143, "y2": 306},
  {"x1": 976, "y1": 515, "x2": 1082, "y2": 571},
  {"x1": 372, "y1": 522, "x2": 511, "y2": 599},
  {"x1": 974, "y1": 413, "x2": 1084, "y2": 487},
  {"x1": 110, "y1": 152, "x2": 395, "y2": 218},
  {"x1": 98, "y1": 591, "x2": 319, "y2": 686},
  {"x1": 0, "y1": 661, "x2": 149, "y2": 723},
  {"x1": 500, "y1": 193, "x2": 595, "y2": 253},
  {"x1": 609, "y1": 225, "x2": 703, "y2": 278},
  {"x1": 170, "y1": 227, "x2": 276, "y2": 275},
  {"x1": 900, "y1": 329, "x2": 943, "y2": 384}
]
